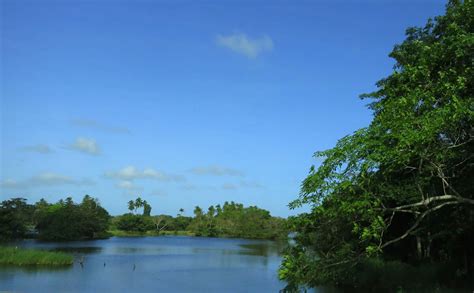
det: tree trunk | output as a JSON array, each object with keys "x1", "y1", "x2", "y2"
[
  {"x1": 424, "y1": 232, "x2": 432, "y2": 259},
  {"x1": 416, "y1": 236, "x2": 423, "y2": 259}
]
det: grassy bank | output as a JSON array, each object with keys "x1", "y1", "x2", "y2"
[
  {"x1": 108, "y1": 230, "x2": 195, "y2": 237},
  {"x1": 0, "y1": 246, "x2": 73, "y2": 266}
]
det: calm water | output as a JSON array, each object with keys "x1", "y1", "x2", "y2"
[{"x1": 0, "y1": 236, "x2": 298, "y2": 292}]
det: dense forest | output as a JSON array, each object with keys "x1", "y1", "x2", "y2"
[
  {"x1": 279, "y1": 0, "x2": 473, "y2": 291},
  {"x1": 0, "y1": 196, "x2": 287, "y2": 241}
]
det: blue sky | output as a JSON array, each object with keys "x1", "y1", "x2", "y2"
[{"x1": 1, "y1": 0, "x2": 445, "y2": 217}]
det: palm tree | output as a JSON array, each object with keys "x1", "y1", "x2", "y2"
[
  {"x1": 133, "y1": 197, "x2": 144, "y2": 214},
  {"x1": 143, "y1": 201, "x2": 151, "y2": 216},
  {"x1": 128, "y1": 200, "x2": 134, "y2": 213}
]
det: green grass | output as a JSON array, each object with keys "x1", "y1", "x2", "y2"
[
  {"x1": 107, "y1": 230, "x2": 195, "y2": 237},
  {"x1": 0, "y1": 246, "x2": 74, "y2": 266}
]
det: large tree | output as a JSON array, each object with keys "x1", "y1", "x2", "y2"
[
  {"x1": 280, "y1": 0, "x2": 473, "y2": 290},
  {"x1": 0, "y1": 198, "x2": 32, "y2": 240},
  {"x1": 36, "y1": 196, "x2": 110, "y2": 241}
]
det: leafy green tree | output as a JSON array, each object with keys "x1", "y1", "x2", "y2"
[
  {"x1": 189, "y1": 206, "x2": 207, "y2": 236},
  {"x1": 128, "y1": 200, "x2": 134, "y2": 213},
  {"x1": 36, "y1": 195, "x2": 110, "y2": 241},
  {"x1": 188, "y1": 202, "x2": 287, "y2": 239},
  {"x1": 193, "y1": 206, "x2": 203, "y2": 217},
  {"x1": 78, "y1": 195, "x2": 110, "y2": 238},
  {"x1": 174, "y1": 214, "x2": 192, "y2": 231},
  {"x1": 143, "y1": 201, "x2": 152, "y2": 216},
  {"x1": 280, "y1": 1, "x2": 474, "y2": 290},
  {"x1": 115, "y1": 198, "x2": 154, "y2": 232},
  {"x1": 134, "y1": 197, "x2": 143, "y2": 213},
  {"x1": 115, "y1": 214, "x2": 154, "y2": 232},
  {"x1": 0, "y1": 198, "x2": 31, "y2": 240},
  {"x1": 126, "y1": 197, "x2": 150, "y2": 215},
  {"x1": 32, "y1": 198, "x2": 50, "y2": 227}
]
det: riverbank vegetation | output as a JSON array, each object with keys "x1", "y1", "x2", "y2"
[
  {"x1": 0, "y1": 247, "x2": 73, "y2": 266},
  {"x1": 0, "y1": 196, "x2": 110, "y2": 241},
  {"x1": 187, "y1": 202, "x2": 287, "y2": 239},
  {"x1": 279, "y1": 1, "x2": 473, "y2": 291},
  {"x1": 0, "y1": 196, "x2": 287, "y2": 241},
  {"x1": 111, "y1": 198, "x2": 287, "y2": 240}
]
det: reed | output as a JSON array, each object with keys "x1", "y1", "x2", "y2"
[{"x1": 0, "y1": 246, "x2": 73, "y2": 266}]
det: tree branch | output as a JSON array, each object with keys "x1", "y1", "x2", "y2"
[
  {"x1": 392, "y1": 195, "x2": 474, "y2": 211},
  {"x1": 381, "y1": 200, "x2": 462, "y2": 249}
]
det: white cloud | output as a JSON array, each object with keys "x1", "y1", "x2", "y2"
[
  {"x1": 71, "y1": 119, "x2": 131, "y2": 134},
  {"x1": 109, "y1": 166, "x2": 139, "y2": 180},
  {"x1": 0, "y1": 172, "x2": 95, "y2": 189},
  {"x1": 116, "y1": 180, "x2": 142, "y2": 191},
  {"x1": 190, "y1": 165, "x2": 244, "y2": 177},
  {"x1": 31, "y1": 172, "x2": 76, "y2": 185},
  {"x1": 216, "y1": 33, "x2": 273, "y2": 58},
  {"x1": 68, "y1": 137, "x2": 101, "y2": 155},
  {"x1": 143, "y1": 168, "x2": 179, "y2": 181},
  {"x1": 105, "y1": 166, "x2": 185, "y2": 182},
  {"x1": 20, "y1": 144, "x2": 54, "y2": 154}
]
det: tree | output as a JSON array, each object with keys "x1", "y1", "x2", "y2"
[
  {"x1": 143, "y1": 201, "x2": 152, "y2": 216},
  {"x1": 79, "y1": 195, "x2": 110, "y2": 238},
  {"x1": 36, "y1": 196, "x2": 110, "y2": 241},
  {"x1": 187, "y1": 202, "x2": 287, "y2": 239},
  {"x1": 193, "y1": 206, "x2": 203, "y2": 218},
  {"x1": 152, "y1": 215, "x2": 169, "y2": 232},
  {"x1": 128, "y1": 200, "x2": 134, "y2": 213},
  {"x1": 0, "y1": 198, "x2": 31, "y2": 240},
  {"x1": 134, "y1": 197, "x2": 143, "y2": 214},
  {"x1": 127, "y1": 197, "x2": 150, "y2": 215},
  {"x1": 115, "y1": 214, "x2": 154, "y2": 232},
  {"x1": 280, "y1": 1, "x2": 474, "y2": 290}
]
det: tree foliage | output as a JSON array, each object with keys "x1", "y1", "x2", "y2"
[
  {"x1": 0, "y1": 198, "x2": 32, "y2": 240},
  {"x1": 114, "y1": 214, "x2": 155, "y2": 232},
  {"x1": 35, "y1": 195, "x2": 110, "y2": 241},
  {"x1": 114, "y1": 197, "x2": 154, "y2": 231},
  {"x1": 1, "y1": 196, "x2": 110, "y2": 241},
  {"x1": 188, "y1": 201, "x2": 287, "y2": 239},
  {"x1": 126, "y1": 197, "x2": 152, "y2": 216},
  {"x1": 112, "y1": 200, "x2": 287, "y2": 240},
  {"x1": 280, "y1": 1, "x2": 474, "y2": 290}
]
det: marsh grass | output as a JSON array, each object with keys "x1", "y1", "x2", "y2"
[{"x1": 0, "y1": 246, "x2": 73, "y2": 266}]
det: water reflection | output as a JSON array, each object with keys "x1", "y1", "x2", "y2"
[
  {"x1": 112, "y1": 247, "x2": 165, "y2": 254},
  {"x1": 239, "y1": 241, "x2": 286, "y2": 256},
  {"x1": 2, "y1": 236, "x2": 291, "y2": 292},
  {"x1": 50, "y1": 246, "x2": 102, "y2": 254},
  {"x1": 0, "y1": 264, "x2": 73, "y2": 273}
]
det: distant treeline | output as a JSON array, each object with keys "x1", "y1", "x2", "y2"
[
  {"x1": 112, "y1": 199, "x2": 287, "y2": 240},
  {"x1": 0, "y1": 196, "x2": 109, "y2": 241},
  {"x1": 0, "y1": 196, "x2": 287, "y2": 241}
]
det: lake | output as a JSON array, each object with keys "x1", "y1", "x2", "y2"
[{"x1": 0, "y1": 236, "x2": 299, "y2": 292}]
